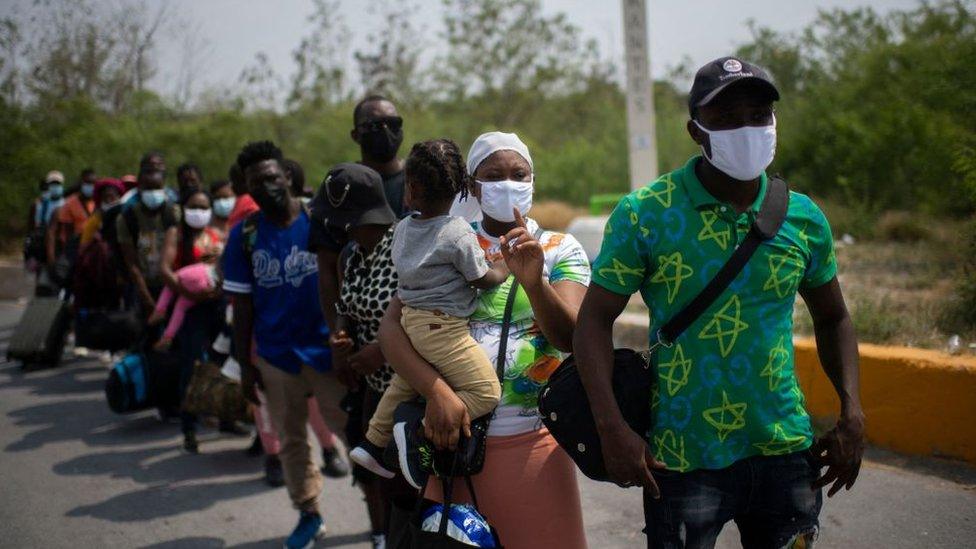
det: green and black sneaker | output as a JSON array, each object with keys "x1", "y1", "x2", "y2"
[{"x1": 393, "y1": 419, "x2": 432, "y2": 489}]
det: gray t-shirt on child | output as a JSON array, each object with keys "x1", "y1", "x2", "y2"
[{"x1": 392, "y1": 214, "x2": 490, "y2": 318}]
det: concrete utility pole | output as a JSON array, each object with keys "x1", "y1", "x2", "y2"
[{"x1": 622, "y1": 0, "x2": 658, "y2": 190}]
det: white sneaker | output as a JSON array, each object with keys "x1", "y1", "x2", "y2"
[{"x1": 349, "y1": 444, "x2": 395, "y2": 479}]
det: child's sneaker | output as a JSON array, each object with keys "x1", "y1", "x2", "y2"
[
  {"x1": 393, "y1": 420, "x2": 432, "y2": 489},
  {"x1": 284, "y1": 510, "x2": 326, "y2": 549},
  {"x1": 153, "y1": 336, "x2": 173, "y2": 352},
  {"x1": 350, "y1": 441, "x2": 396, "y2": 479}
]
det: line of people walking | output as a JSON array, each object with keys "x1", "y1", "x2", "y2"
[{"x1": 20, "y1": 55, "x2": 865, "y2": 549}]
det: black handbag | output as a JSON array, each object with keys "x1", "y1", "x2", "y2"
[{"x1": 539, "y1": 177, "x2": 791, "y2": 482}]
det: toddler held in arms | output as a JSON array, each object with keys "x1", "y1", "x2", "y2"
[
  {"x1": 149, "y1": 262, "x2": 221, "y2": 351},
  {"x1": 350, "y1": 139, "x2": 507, "y2": 488}
]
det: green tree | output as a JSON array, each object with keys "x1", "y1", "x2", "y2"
[
  {"x1": 435, "y1": 0, "x2": 605, "y2": 126},
  {"x1": 739, "y1": 0, "x2": 976, "y2": 215}
]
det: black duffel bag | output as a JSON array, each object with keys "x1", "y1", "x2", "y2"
[
  {"x1": 75, "y1": 308, "x2": 143, "y2": 352},
  {"x1": 105, "y1": 347, "x2": 181, "y2": 414},
  {"x1": 538, "y1": 177, "x2": 791, "y2": 483}
]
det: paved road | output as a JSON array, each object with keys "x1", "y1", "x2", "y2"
[{"x1": 1, "y1": 299, "x2": 975, "y2": 548}]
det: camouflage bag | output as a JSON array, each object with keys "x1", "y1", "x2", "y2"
[{"x1": 181, "y1": 360, "x2": 250, "y2": 423}]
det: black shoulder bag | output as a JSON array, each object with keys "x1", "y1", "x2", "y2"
[{"x1": 539, "y1": 177, "x2": 790, "y2": 482}]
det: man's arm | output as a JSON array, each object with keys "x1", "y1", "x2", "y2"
[
  {"x1": 45, "y1": 213, "x2": 59, "y2": 266},
  {"x1": 574, "y1": 284, "x2": 667, "y2": 495},
  {"x1": 120, "y1": 241, "x2": 153, "y2": 311},
  {"x1": 316, "y1": 249, "x2": 340, "y2": 330},
  {"x1": 159, "y1": 226, "x2": 181, "y2": 292},
  {"x1": 800, "y1": 277, "x2": 865, "y2": 496},
  {"x1": 232, "y1": 293, "x2": 261, "y2": 404}
]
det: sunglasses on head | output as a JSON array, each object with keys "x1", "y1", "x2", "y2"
[{"x1": 358, "y1": 116, "x2": 403, "y2": 133}]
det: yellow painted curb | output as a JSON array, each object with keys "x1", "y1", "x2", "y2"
[{"x1": 793, "y1": 338, "x2": 976, "y2": 465}]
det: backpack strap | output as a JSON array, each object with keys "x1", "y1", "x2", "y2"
[
  {"x1": 240, "y1": 211, "x2": 261, "y2": 271},
  {"x1": 655, "y1": 177, "x2": 790, "y2": 348}
]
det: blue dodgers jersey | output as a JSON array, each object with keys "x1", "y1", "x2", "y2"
[{"x1": 222, "y1": 210, "x2": 330, "y2": 373}]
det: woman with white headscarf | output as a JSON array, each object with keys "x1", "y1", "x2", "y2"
[{"x1": 379, "y1": 132, "x2": 591, "y2": 548}]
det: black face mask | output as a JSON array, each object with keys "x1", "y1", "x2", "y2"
[
  {"x1": 360, "y1": 126, "x2": 403, "y2": 163},
  {"x1": 253, "y1": 181, "x2": 290, "y2": 215}
]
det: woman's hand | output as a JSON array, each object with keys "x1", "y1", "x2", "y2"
[
  {"x1": 347, "y1": 343, "x2": 385, "y2": 376},
  {"x1": 329, "y1": 329, "x2": 355, "y2": 356},
  {"x1": 499, "y1": 208, "x2": 544, "y2": 289},
  {"x1": 424, "y1": 386, "x2": 472, "y2": 450},
  {"x1": 331, "y1": 351, "x2": 360, "y2": 391}
]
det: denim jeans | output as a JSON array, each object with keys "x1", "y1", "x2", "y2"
[{"x1": 643, "y1": 451, "x2": 822, "y2": 549}]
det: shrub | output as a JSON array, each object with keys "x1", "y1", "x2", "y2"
[
  {"x1": 849, "y1": 293, "x2": 912, "y2": 345},
  {"x1": 939, "y1": 217, "x2": 976, "y2": 333},
  {"x1": 873, "y1": 211, "x2": 933, "y2": 242}
]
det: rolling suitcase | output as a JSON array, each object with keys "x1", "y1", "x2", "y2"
[
  {"x1": 105, "y1": 348, "x2": 181, "y2": 414},
  {"x1": 7, "y1": 297, "x2": 70, "y2": 368}
]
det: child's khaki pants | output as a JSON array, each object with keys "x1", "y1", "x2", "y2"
[{"x1": 366, "y1": 306, "x2": 501, "y2": 446}]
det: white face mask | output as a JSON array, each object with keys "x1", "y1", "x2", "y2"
[
  {"x1": 477, "y1": 178, "x2": 533, "y2": 222},
  {"x1": 212, "y1": 196, "x2": 236, "y2": 218},
  {"x1": 694, "y1": 115, "x2": 777, "y2": 181},
  {"x1": 184, "y1": 208, "x2": 212, "y2": 229},
  {"x1": 140, "y1": 189, "x2": 167, "y2": 210},
  {"x1": 101, "y1": 200, "x2": 120, "y2": 212}
]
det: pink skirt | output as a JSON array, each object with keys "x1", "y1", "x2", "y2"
[{"x1": 423, "y1": 427, "x2": 587, "y2": 549}]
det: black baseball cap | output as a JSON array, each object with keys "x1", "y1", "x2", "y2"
[
  {"x1": 314, "y1": 163, "x2": 396, "y2": 232},
  {"x1": 688, "y1": 56, "x2": 780, "y2": 116}
]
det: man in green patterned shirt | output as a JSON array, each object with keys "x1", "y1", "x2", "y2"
[{"x1": 575, "y1": 57, "x2": 865, "y2": 548}]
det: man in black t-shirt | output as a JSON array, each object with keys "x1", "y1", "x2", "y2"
[
  {"x1": 309, "y1": 94, "x2": 407, "y2": 328},
  {"x1": 307, "y1": 94, "x2": 409, "y2": 548}
]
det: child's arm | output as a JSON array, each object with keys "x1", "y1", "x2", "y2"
[
  {"x1": 454, "y1": 224, "x2": 510, "y2": 290},
  {"x1": 470, "y1": 258, "x2": 510, "y2": 290}
]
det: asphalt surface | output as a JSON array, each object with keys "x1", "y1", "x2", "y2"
[{"x1": 1, "y1": 297, "x2": 975, "y2": 548}]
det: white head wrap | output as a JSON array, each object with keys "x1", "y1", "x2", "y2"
[
  {"x1": 451, "y1": 132, "x2": 533, "y2": 223},
  {"x1": 465, "y1": 131, "x2": 533, "y2": 176}
]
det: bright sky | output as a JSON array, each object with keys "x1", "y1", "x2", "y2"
[{"x1": 4, "y1": 0, "x2": 922, "y2": 101}]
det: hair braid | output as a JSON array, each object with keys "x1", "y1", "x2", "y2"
[{"x1": 406, "y1": 139, "x2": 468, "y2": 203}]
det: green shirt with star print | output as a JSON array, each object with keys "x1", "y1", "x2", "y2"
[{"x1": 591, "y1": 155, "x2": 837, "y2": 472}]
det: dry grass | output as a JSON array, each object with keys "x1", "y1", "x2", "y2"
[
  {"x1": 793, "y1": 233, "x2": 975, "y2": 350},
  {"x1": 531, "y1": 200, "x2": 588, "y2": 231}
]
